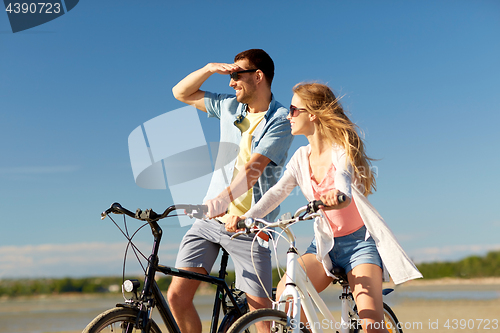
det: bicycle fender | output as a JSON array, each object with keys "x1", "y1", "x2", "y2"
[{"x1": 218, "y1": 309, "x2": 239, "y2": 333}]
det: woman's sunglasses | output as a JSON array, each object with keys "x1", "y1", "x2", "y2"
[
  {"x1": 289, "y1": 105, "x2": 308, "y2": 117},
  {"x1": 229, "y1": 69, "x2": 258, "y2": 81}
]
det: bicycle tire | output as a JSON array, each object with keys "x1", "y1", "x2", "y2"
[
  {"x1": 227, "y1": 308, "x2": 310, "y2": 333},
  {"x1": 82, "y1": 307, "x2": 163, "y2": 333},
  {"x1": 350, "y1": 302, "x2": 402, "y2": 333}
]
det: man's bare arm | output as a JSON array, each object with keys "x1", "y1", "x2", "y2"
[
  {"x1": 172, "y1": 63, "x2": 241, "y2": 112},
  {"x1": 205, "y1": 153, "x2": 271, "y2": 217}
]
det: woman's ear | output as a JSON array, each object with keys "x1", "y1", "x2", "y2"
[{"x1": 309, "y1": 113, "x2": 317, "y2": 122}]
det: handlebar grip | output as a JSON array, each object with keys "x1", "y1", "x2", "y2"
[
  {"x1": 199, "y1": 204, "x2": 208, "y2": 213},
  {"x1": 309, "y1": 195, "x2": 347, "y2": 212},
  {"x1": 310, "y1": 200, "x2": 324, "y2": 212},
  {"x1": 236, "y1": 219, "x2": 247, "y2": 229},
  {"x1": 103, "y1": 202, "x2": 136, "y2": 218}
]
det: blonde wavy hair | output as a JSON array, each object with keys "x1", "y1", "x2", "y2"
[{"x1": 292, "y1": 82, "x2": 376, "y2": 196}]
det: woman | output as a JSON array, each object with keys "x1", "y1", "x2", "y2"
[{"x1": 226, "y1": 82, "x2": 422, "y2": 333}]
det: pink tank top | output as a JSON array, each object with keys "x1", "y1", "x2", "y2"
[{"x1": 311, "y1": 163, "x2": 365, "y2": 237}]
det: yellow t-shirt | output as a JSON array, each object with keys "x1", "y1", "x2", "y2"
[{"x1": 218, "y1": 112, "x2": 266, "y2": 223}]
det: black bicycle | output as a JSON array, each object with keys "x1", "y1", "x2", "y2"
[{"x1": 82, "y1": 202, "x2": 248, "y2": 333}]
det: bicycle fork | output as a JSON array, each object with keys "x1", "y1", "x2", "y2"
[
  {"x1": 278, "y1": 245, "x2": 326, "y2": 333},
  {"x1": 278, "y1": 246, "x2": 302, "y2": 330},
  {"x1": 276, "y1": 245, "x2": 359, "y2": 333}
]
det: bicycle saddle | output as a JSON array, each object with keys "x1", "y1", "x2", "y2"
[{"x1": 331, "y1": 266, "x2": 348, "y2": 284}]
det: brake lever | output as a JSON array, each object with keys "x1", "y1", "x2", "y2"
[
  {"x1": 187, "y1": 209, "x2": 205, "y2": 219},
  {"x1": 101, "y1": 203, "x2": 120, "y2": 220},
  {"x1": 101, "y1": 203, "x2": 127, "y2": 220},
  {"x1": 230, "y1": 230, "x2": 249, "y2": 240},
  {"x1": 186, "y1": 211, "x2": 198, "y2": 219}
]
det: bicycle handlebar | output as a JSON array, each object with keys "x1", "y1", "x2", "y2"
[
  {"x1": 235, "y1": 194, "x2": 347, "y2": 231},
  {"x1": 101, "y1": 202, "x2": 208, "y2": 222}
]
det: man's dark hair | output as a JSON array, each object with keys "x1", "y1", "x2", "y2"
[{"x1": 234, "y1": 49, "x2": 275, "y2": 86}]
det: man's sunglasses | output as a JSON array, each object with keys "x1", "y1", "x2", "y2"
[
  {"x1": 230, "y1": 69, "x2": 258, "y2": 81},
  {"x1": 289, "y1": 105, "x2": 308, "y2": 117}
]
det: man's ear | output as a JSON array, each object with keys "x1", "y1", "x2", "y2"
[{"x1": 255, "y1": 70, "x2": 264, "y2": 84}]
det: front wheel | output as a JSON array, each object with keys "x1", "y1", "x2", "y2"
[
  {"x1": 350, "y1": 302, "x2": 402, "y2": 333},
  {"x1": 227, "y1": 308, "x2": 310, "y2": 333},
  {"x1": 82, "y1": 307, "x2": 162, "y2": 333}
]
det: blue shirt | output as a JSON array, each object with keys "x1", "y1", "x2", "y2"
[{"x1": 204, "y1": 91, "x2": 294, "y2": 222}]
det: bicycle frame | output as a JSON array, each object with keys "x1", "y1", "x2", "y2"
[
  {"x1": 145, "y1": 254, "x2": 246, "y2": 333},
  {"x1": 103, "y1": 203, "x2": 246, "y2": 333},
  {"x1": 275, "y1": 227, "x2": 358, "y2": 333},
  {"x1": 125, "y1": 254, "x2": 244, "y2": 333}
]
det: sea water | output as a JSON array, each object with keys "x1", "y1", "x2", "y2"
[{"x1": 1, "y1": 284, "x2": 499, "y2": 333}]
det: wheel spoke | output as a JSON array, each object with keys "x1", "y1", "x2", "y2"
[{"x1": 82, "y1": 307, "x2": 161, "y2": 333}]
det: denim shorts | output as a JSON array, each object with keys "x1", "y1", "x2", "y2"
[{"x1": 305, "y1": 225, "x2": 382, "y2": 274}]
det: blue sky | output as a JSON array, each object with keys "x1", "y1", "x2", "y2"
[{"x1": 1, "y1": 1, "x2": 499, "y2": 278}]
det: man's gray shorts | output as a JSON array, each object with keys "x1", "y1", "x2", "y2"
[{"x1": 175, "y1": 218, "x2": 272, "y2": 298}]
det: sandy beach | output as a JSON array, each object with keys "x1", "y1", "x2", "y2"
[
  {"x1": 377, "y1": 277, "x2": 500, "y2": 333},
  {"x1": 196, "y1": 278, "x2": 500, "y2": 333},
  {"x1": 78, "y1": 298, "x2": 500, "y2": 333},
  {"x1": 390, "y1": 298, "x2": 500, "y2": 333},
  {"x1": 2, "y1": 277, "x2": 499, "y2": 333}
]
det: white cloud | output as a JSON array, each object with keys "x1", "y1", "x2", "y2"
[
  {"x1": 5, "y1": 241, "x2": 498, "y2": 279},
  {"x1": 392, "y1": 231, "x2": 428, "y2": 243},
  {"x1": 0, "y1": 242, "x2": 181, "y2": 278}
]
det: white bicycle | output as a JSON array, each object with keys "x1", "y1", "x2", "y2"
[{"x1": 227, "y1": 200, "x2": 402, "y2": 333}]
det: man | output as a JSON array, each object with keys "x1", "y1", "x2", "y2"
[{"x1": 167, "y1": 49, "x2": 293, "y2": 333}]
